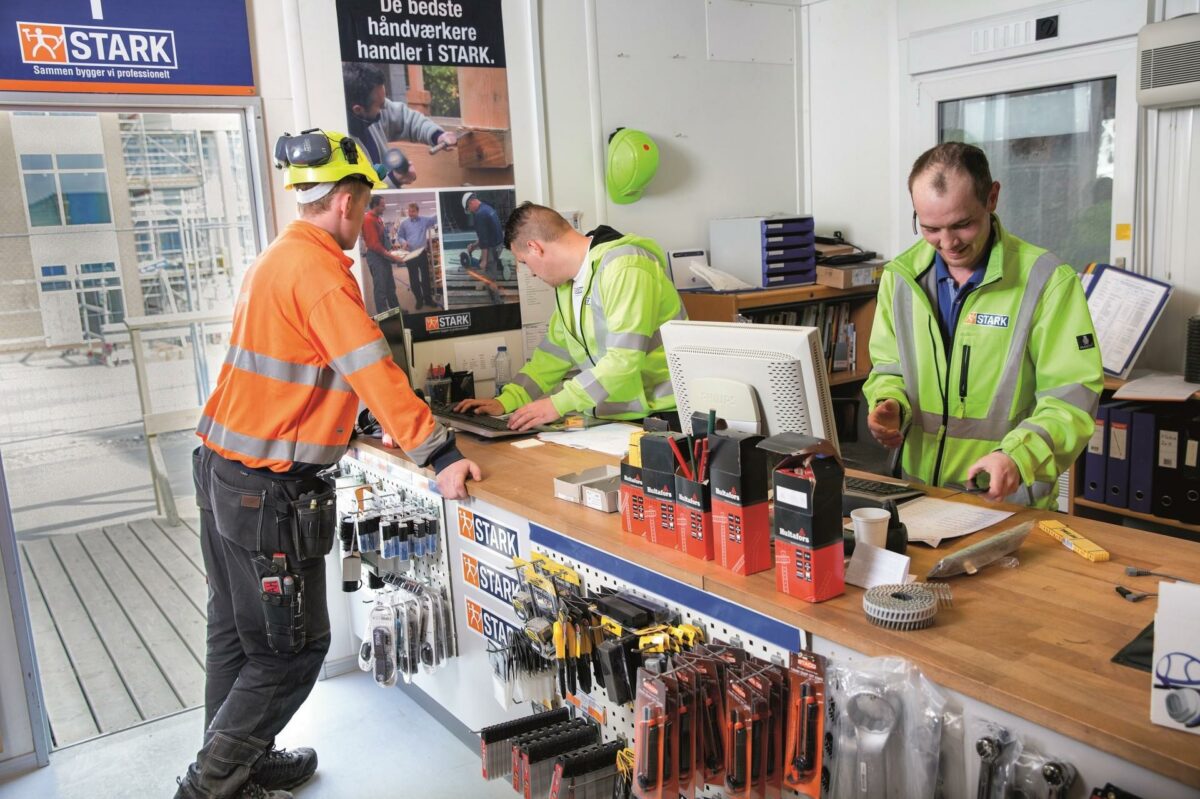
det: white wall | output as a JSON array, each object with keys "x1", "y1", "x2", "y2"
[
  {"x1": 803, "y1": 0, "x2": 900, "y2": 254},
  {"x1": 539, "y1": 0, "x2": 806, "y2": 252}
]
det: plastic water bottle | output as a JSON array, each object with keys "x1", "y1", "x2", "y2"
[{"x1": 493, "y1": 346, "x2": 511, "y2": 396}]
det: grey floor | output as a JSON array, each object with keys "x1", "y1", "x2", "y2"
[{"x1": 0, "y1": 671, "x2": 517, "y2": 799}]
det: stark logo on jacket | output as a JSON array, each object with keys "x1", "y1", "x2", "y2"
[{"x1": 965, "y1": 312, "x2": 1009, "y2": 328}]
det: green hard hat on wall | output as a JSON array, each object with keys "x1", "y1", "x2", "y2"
[{"x1": 606, "y1": 128, "x2": 659, "y2": 204}]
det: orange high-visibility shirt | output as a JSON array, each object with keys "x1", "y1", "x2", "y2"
[{"x1": 198, "y1": 220, "x2": 457, "y2": 473}]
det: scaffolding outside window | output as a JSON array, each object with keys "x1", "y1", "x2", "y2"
[{"x1": 938, "y1": 77, "x2": 1117, "y2": 271}]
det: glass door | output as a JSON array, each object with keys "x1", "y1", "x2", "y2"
[
  {"x1": 0, "y1": 99, "x2": 269, "y2": 749},
  {"x1": 904, "y1": 40, "x2": 1138, "y2": 270}
]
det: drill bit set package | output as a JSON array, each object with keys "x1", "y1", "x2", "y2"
[
  {"x1": 965, "y1": 717, "x2": 1078, "y2": 799},
  {"x1": 825, "y1": 656, "x2": 946, "y2": 799}
]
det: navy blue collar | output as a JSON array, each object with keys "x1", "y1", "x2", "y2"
[{"x1": 933, "y1": 251, "x2": 987, "y2": 289}]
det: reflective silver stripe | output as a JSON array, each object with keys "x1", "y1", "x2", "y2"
[
  {"x1": 198, "y1": 415, "x2": 348, "y2": 465},
  {"x1": 918, "y1": 410, "x2": 943, "y2": 434},
  {"x1": 225, "y1": 345, "x2": 351, "y2": 393},
  {"x1": 596, "y1": 399, "x2": 644, "y2": 416},
  {"x1": 331, "y1": 337, "x2": 391, "y2": 377},
  {"x1": 405, "y1": 423, "x2": 453, "y2": 468},
  {"x1": 575, "y1": 369, "x2": 609, "y2": 402},
  {"x1": 608, "y1": 331, "x2": 653, "y2": 351},
  {"x1": 1005, "y1": 479, "x2": 1055, "y2": 506},
  {"x1": 512, "y1": 372, "x2": 544, "y2": 401},
  {"x1": 589, "y1": 283, "x2": 609, "y2": 359},
  {"x1": 589, "y1": 244, "x2": 661, "y2": 359},
  {"x1": 1017, "y1": 420, "x2": 1055, "y2": 452},
  {"x1": 986, "y1": 252, "x2": 1061, "y2": 421},
  {"x1": 893, "y1": 280, "x2": 925, "y2": 422},
  {"x1": 872, "y1": 362, "x2": 903, "y2": 376},
  {"x1": 652, "y1": 379, "x2": 675, "y2": 399},
  {"x1": 1036, "y1": 382, "x2": 1100, "y2": 416},
  {"x1": 945, "y1": 416, "x2": 1015, "y2": 441},
  {"x1": 536, "y1": 339, "x2": 572, "y2": 362}
]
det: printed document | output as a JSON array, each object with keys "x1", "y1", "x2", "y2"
[{"x1": 898, "y1": 497, "x2": 1014, "y2": 547}]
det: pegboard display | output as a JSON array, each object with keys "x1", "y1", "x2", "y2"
[
  {"x1": 529, "y1": 524, "x2": 817, "y2": 799},
  {"x1": 339, "y1": 450, "x2": 454, "y2": 638}
]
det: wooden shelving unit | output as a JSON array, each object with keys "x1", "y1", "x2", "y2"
[
  {"x1": 1073, "y1": 497, "x2": 1200, "y2": 539},
  {"x1": 680, "y1": 283, "x2": 878, "y2": 382}
]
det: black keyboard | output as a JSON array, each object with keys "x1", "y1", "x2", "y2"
[
  {"x1": 432, "y1": 404, "x2": 512, "y2": 430},
  {"x1": 844, "y1": 476, "x2": 925, "y2": 500}
]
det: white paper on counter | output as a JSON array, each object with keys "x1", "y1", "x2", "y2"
[
  {"x1": 845, "y1": 543, "x2": 912, "y2": 589},
  {"x1": 537, "y1": 423, "x2": 641, "y2": 458},
  {"x1": 898, "y1": 497, "x2": 1014, "y2": 547}
]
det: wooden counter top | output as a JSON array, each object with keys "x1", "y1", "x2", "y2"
[{"x1": 353, "y1": 435, "x2": 1200, "y2": 788}]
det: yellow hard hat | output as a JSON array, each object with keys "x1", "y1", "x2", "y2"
[
  {"x1": 274, "y1": 129, "x2": 385, "y2": 190},
  {"x1": 606, "y1": 128, "x2": 658, "y2": 204}
]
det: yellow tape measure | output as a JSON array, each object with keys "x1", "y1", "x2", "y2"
[{"x1": 1038, "y1": 519, "x2": 1110, "y2": 562}]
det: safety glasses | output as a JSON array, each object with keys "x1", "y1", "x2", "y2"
[{"x1": 273, "y1": 129, "x2": 360, "y2": 170}]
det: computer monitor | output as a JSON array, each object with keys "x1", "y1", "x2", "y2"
[{"x1": 661, "y1": 320, "x2": 840, "y2": 454}]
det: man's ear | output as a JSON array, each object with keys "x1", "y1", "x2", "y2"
[{"x1": 337, "y1": 188, "x2": 358, "y2": 220}]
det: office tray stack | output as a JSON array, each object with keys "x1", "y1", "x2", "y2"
[{"x1": 708, "y1": 215, "x2": 817, "y2": 288}]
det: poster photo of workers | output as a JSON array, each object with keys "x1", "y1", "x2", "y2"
[
  {"x1": 337, "y1": 0, "x2": 521, "y2": 341},
  {"x1": 359, "y1": 192, "x2": 444, "y2": 316},
  {"x1": 438, "y1": 189, "x2": 519, "y2": 310}
]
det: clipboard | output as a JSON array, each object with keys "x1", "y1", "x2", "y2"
[{"x1": 1082, "y1": 263, "x2": 1173, "y2": 379}]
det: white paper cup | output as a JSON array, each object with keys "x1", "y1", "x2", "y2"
[{"x1": 851, "y1": 507, "x2": 891, "y2": 549}]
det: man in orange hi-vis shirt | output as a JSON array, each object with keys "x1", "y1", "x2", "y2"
[{"x1": 175, "y1": 130, "x2": 481, "y2": 799}]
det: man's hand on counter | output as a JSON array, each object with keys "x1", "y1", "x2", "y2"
[
  {"x1": 454, "y1": 397, "x2": 505, "y2": 416},
  {"x1": 507, "y1": 397, "x2": 561, "y2": 431},
  {"x1": 436, "y1": 458, "x2": 482, "y2": 499},
  {"x1": 967, "y1": 451, "x2": 1020, "y2": 502}
]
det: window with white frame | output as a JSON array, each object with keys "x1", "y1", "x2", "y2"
[
  {"x1": 36, "y1": 261, "x2": 125, "y2": 340},
  {"x1": 19, "y1": 153, "x2": 113, "y2": 227}
]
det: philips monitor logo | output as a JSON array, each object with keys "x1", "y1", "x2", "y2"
[{"x1": 18, "y1": 21, "x2": 178, "y2": 70}]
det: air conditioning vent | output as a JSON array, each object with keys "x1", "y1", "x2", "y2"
[
  {"x1": 1137, "y1": 15, "x2": 1200, "y2": 109},
  {"x1": 1140, "y1": 40, "x2": 1200, "y2": 89}
]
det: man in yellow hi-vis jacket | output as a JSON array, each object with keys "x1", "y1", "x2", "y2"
[
  {"x1": 456, "y1": 202, "x2": 685, "y2": 431},
  {"x1": 864, "y1": 142, "x2": 1103, "y2": 508}
]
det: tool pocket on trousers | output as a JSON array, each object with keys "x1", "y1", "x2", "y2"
[
  {"x1": 210, "y1": 470, "x2": 266, "y2": 552},
  {"x1": 290, "y1": 484, "x2": 337, "y2": 561},
  {"x1": 261, "y1": 588, "x2": 306, "y2": 655}
]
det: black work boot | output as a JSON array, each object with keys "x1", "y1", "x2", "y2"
[
  {"x1": 250, "y1": 746, "x2": 318, "y2": 791},
  {"x1": 236, "y1": 783, "x2": 293, "y2": 799},
  {"x1": 174, "y1": 777, "x2": 293, "y2": 799}
]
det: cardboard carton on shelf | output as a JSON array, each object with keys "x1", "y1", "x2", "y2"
[{"x1": 815, "y1": 260, "x2": 885, "y2": 290}]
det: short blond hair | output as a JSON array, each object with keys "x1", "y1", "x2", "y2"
[{"x1": 297, "y1": 176, "x2": 371, "y2": 216}]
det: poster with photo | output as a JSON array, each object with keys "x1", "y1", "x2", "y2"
[{"x1": 337, "y1": 0, "x2": 521, "y2": 341}]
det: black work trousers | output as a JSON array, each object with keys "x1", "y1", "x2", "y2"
[
  {"x1": 406, "y1": 250, "x2": 433, "y2": 308},
  {"x1": 179, "y1": 446, "x2": 333, "y2": 798},
  {"x1": 366, "y1": 250, "x2": 399, "y2": 314}
]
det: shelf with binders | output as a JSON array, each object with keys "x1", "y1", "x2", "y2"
[
  {"x1": 679, "y1": 283, "x2": 877, "y2": 386},
  {"x1": 1068, "y1": 378, "x2": 1200, "y2": 542}
]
